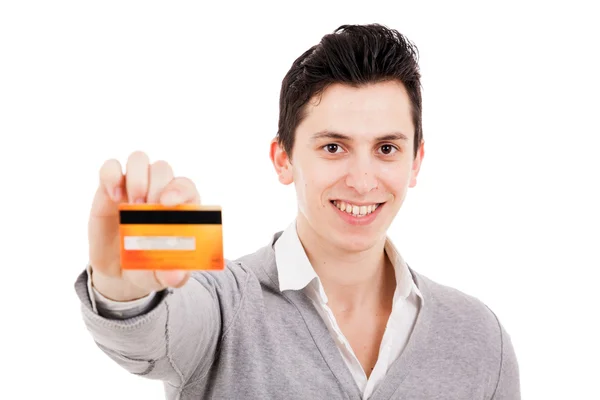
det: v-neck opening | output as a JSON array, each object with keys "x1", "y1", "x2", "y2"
[
  {"x1": 244, "y1": 236, "x2": 434, "y2": 400},
  {"x1": 284, "y1": 289, "x2": 364, "y2": 400},
  {"x1": 366, "y1": 268, "x2": 433, "y2": 399}
]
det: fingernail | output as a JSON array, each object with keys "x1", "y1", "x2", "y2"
[{"x1": 134, "y1": 198, "x2": 145, "y2": 204}]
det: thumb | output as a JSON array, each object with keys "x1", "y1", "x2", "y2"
[{"x1": 155, "y1": 270, "x2": 191, "y2": 289}]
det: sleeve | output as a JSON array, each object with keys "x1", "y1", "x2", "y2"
[
  {"x1": 491, "y1": 323, "x2": 521, "y2": 400},
  {"x1": 74, "y1": 266, "x2": 224, "y2": 390},
  {"x1": 86, "y1": 264, "x2": 158, "y2": 320}
]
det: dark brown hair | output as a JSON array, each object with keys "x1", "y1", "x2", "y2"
[{"x1": 277, "y1": 23, "x2": 423, "y2": 160}]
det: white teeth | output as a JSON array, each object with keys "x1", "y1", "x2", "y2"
[{"x1": 333, "y1": 201, "x2": 381, "y2": 217}]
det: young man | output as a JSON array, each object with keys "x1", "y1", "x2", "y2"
[{"x1": 75, "y1": 24, "x2": 520, "y2": 399}]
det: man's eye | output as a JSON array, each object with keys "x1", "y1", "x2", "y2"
[
  {"x1": 324, "y1": 144, "x2": 342, "y2": 153},
  {"x1": 379, "y1": 144, "x2": 398, "y2": 155}
]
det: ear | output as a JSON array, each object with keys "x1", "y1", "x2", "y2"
[
  {"x1": 408, "y1": 139, "x2": 425, "y2": 188},
  {"x1": 269, "y1": 137, "x2": 294, "y2": 185}
]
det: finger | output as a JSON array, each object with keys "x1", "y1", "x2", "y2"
[
  {"x1": 155, "y1": 270, "x2": 191, "y2": 289},
  {"x1": 125, "y1": 151, "x2": 150, "y2": 203},
  {"x1": 100, "y1": 158, "x2": 125, "y2": 201},
  {"x1": 91, "y1": 159, "x2": 124, "y2": 217},
  {"x1": 122, "y1": 269, "x2": 191, "y2": 292},
  {"x1": 147, "y1": 160, "x2": 174, "y2": 204},
  {"x1": 160, "y1": 176, "x2": 201, "y2": 206}
]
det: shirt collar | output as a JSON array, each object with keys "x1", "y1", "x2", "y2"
[
  {"x1": 274, "y1": 220, "x2": 319, "y2": 291},
  {"x1": 274, "y1": 219, "x2": 423, "y2": 303}
]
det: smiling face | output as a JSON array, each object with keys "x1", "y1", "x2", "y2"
[{"x1": 271, "y1": 80, "x2": 425, "y2": 254}]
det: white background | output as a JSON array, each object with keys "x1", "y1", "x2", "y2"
[{"x1": 1, "y1": 1, "x2": 598, "y2": 399}]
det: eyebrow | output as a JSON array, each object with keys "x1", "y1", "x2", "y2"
[{"x1": 311, "y1": 130, "x2": 408, "y2": 142}]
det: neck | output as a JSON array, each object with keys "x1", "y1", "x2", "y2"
[{"x1": 296, "y1": 216, "x2": 396, "y2": 313}]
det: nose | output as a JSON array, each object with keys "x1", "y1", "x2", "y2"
[{"x1": 345, "y1": 154, "x2": 378, "y2": 195}]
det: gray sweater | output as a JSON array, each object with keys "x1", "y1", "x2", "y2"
[{"x1": 74, "y1": 232, "x2": 520, "y2": 399}]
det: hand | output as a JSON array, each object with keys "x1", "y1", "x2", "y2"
[{"x1": 87, "y1": 151, "x2": 201, "y2": 301}]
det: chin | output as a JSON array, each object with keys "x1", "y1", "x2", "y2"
[
  {"x1": 327, "y1": 226, "x2": 384, "y2": 253},
  {"x1": 300, "y1": 201, "x2": 391, "y2": 252}
]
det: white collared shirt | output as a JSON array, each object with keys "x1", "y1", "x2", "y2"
[{"x1": 274, "y1": 221, "x2": 423, "y2": 399}]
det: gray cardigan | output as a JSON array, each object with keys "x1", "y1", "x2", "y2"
[{"x1": 74, "y1": 232, "x2": 520, "y2": 399}]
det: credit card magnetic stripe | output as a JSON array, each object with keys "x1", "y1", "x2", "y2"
[{"x1": 119, "y1": 210, "x2": 222, "y2": 225}]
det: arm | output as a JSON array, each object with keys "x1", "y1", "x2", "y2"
[
  {"x1": 86, "y1": 264, "x2": 159, "y2": 319},
  {"x1": 74, "y1": 265, "x2": 222, "y2": 389},
  {"x1": 80, "y1": 153, "x2": 239, "y2": 391},
  {"x1": 491, "y1": 323, "x2": 521, "y2": 400}
]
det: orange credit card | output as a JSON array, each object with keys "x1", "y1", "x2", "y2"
[{"x1": 118, "y1": 203, "x2": 224, "y2": 271}]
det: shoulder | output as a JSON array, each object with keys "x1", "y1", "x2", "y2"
[
  {"x1": 412, "y1": 270, "x2": 520, "y2": 397},
  {"x1": 188, "y1": 258, "x2": 257, "y2": 312},
  {"x1": 413, "y1": 270, "x2": 511, "y2": 370},
  {"x1": 188, "y1": 240, "x2": 277, "y2": 305},
  {"x1": 184, "y1": 240, "x2": 279, "y2": 331},
  {"x1": 414, "y1": 270, "x2": 504, "y2": 335}
]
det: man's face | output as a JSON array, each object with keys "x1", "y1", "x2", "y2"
[{"x1": 271, "y1": 80, "x2": 424, "y2": 253}]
